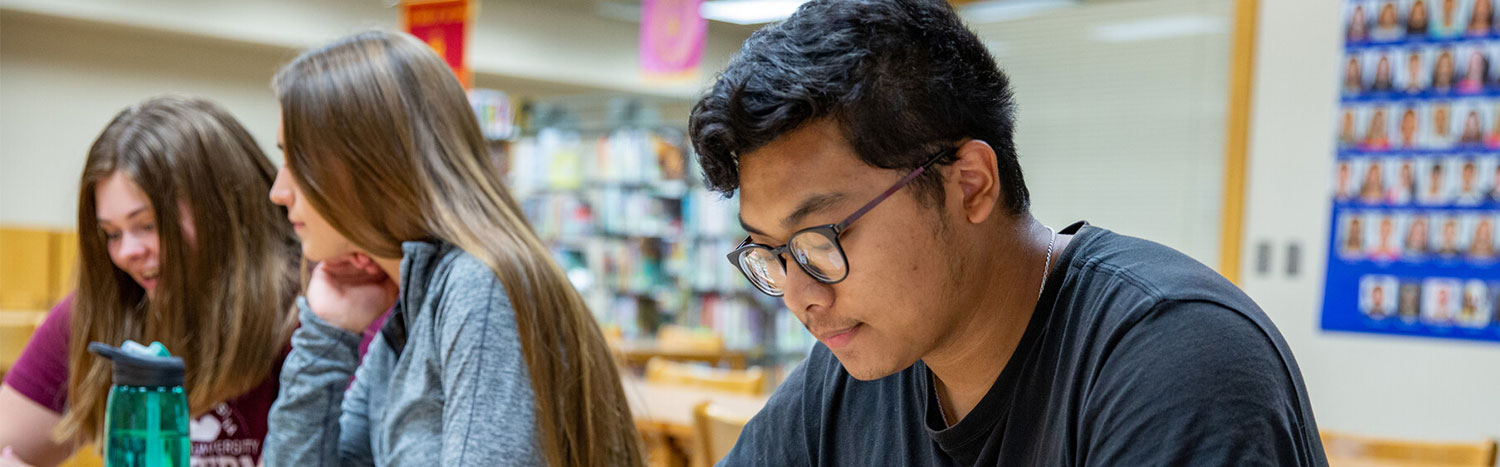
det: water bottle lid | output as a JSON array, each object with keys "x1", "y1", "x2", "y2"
[{"x1": 88, "y1": 341, "x2": 185, "y2": 388}]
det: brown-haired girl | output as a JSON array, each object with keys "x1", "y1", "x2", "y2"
[{"x1": 263, "y1": 31, "x2": 643, "y2": 467}]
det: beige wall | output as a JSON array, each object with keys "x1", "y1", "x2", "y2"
[
  {"x1": 0, "y1": 14, "x2": 289, "y2": 228},
  {"x1": 0, "y1": 1, "x2": 751, "y2": 229},
  {"x1": 0, "y1": 0, "x2": 751, "y2": 98},
  {"x1": 970, "y1": 0, "x2": 1232, "y2": 266}
]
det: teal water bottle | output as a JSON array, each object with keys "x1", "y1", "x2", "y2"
[{"x1": 89, "y1": 341, "x2": 190, "y2": 467}]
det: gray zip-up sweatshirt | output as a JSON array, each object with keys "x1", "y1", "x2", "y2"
[{"x1": 264, "y1": 241, "x2": 542, "y2": 466}]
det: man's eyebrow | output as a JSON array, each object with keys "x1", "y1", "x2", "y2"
[
  {"x1": 737, "y1": 192, "x2": 849, "y2": 240},
  {"x1": 739, "y1": 216, "x2": 766, "y2": 237},
  {"x1": 781, "y1": 192, "x2": 848, "y2": 230}
]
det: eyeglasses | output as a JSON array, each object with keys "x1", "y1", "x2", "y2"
[{"x1": 726, "y1": 147, "x2": 956, "y2": 297}]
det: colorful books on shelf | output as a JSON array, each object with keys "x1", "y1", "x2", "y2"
[{"x1": 506, "y1": 124, "x2": 784, "y2": 354}]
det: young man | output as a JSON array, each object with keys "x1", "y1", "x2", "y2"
[{"x1": 688, "y1": 1, "x2": 1327, "y2": 465}]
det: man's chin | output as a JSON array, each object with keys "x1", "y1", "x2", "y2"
[
  {"x1": 845, "y1": 368, "x2": 897, "y2": 381},
  {"x1": 833, "y1": 350, "x2": 913, "y2": 381}
]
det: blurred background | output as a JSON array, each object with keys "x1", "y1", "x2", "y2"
[{"x1": 0, "y1": 0, "x2": 1496, "y2": 466}]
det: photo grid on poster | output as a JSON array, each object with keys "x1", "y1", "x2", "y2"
[{"x1": 1328, "y1": 0, "x2": 1500, "y2": 343}]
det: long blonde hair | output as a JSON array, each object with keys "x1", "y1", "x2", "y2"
[
  {"x1": 63, "y1": 96, "x2": 300, "y2": 442},
  {"x1": 274, "y1": 31, "x2": 643, "y2": 466}
]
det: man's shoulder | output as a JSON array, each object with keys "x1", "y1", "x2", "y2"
[
  {"x1": 1054, "y1": 225, "x2": 1290, "y2": 373},
  {"x1": 1063, "y1": 225, "x2": 1259, "y2": 314}
]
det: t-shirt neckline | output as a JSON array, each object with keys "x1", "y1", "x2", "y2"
[{"x1": 922, "y1": 221, "x2": 1096, "y2": 455}]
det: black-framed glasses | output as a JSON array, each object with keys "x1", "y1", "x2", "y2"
[{"x1": 727, "y1": 147, "x2": 957, "y2": 297}]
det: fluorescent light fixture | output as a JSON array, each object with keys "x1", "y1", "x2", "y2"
[
  {"x1": 700, "y1": 0, "x2": 809, "y2": 25},
  {"x1": 1088, "y1": 15, "x2": 1228, "y2": 43},
  {"x1": 960, "y1": 0, "x2": 1075, "y2": 24}
]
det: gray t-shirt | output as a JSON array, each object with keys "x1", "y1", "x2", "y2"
[
  {"x1": 721, "y1": 222, "x2": 1327, "y2": 466},
  {"x1": 264, "y1": 241, "x2": 541, "y2": 466}
]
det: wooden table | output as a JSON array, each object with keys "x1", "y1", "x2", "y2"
[
  {"x1": 1325, "y1": 457, "x2": 1484, "y2": 467},
  {"x1": 623, "y1": 377, "x2": 769, "y2": 467},
  {"x1": 614, "y1": 341, "x2": 761, "y2": 370}
]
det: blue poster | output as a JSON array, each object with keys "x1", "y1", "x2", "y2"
[{"x1": 1323, "y1": 0, "x2": 1500, "y2": 343}]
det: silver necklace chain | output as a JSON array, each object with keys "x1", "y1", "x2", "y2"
[
  {"x1": 936, "y1": 225, "x2": 1058, "y2": 427},
  {"x1": 1039, "y1": 225, "x2": 1057, "y2": 300}
]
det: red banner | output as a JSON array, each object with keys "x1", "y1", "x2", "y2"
[{"x1": 403, "y1": 0, "x2": 473, "y2": 88}]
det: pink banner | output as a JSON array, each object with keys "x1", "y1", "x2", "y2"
[{"x1": 639, "y1": 0, "x2": 707, "y2": 78}]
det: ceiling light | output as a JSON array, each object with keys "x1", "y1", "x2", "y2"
[{"x1": 699, "y1": 0, "x2": 809, "y2": 25}]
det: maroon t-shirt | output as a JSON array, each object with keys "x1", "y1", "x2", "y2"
[{"x1": 2, "y1": 295, "x2": 388, "y2": 465}]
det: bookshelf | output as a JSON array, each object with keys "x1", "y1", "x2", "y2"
[{"x1": 486, "y1": 94, "x2": 816, "y2": 368}]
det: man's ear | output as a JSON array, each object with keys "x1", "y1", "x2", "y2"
[{"x1": 947, "y1": 139, "x2": 1001, "y2": 225}]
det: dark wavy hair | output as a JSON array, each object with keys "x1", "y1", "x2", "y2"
[{"x1": 689, "y1": 0, "x2": 1028, "y2": 214}]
